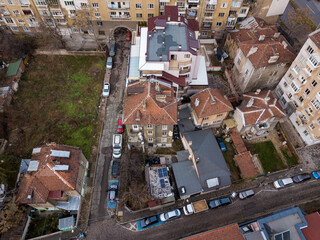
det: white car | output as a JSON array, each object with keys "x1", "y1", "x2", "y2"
[
  {"x1": 273, "y1": 178, "x2": 293, "y2": 189},
  {"x1": 106, "y1": 57, "x2": 112, "y2": 69},
  {"x1": 160, "y1": 209, "x2": 181, "y2": 222},
  {"x1": 102, "y1": 82, "x2": 110, "y2": 97},
  {"x1": 183, "y1": 204, "x2": 194, "y2": 215}
]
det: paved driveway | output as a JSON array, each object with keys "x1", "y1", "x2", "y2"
[
  {"x1": 87, "y1": 178, "x2": 320, "y2": 240},
  {"x1": 89, "y1": 32, "x2": 130, "y2": 224}
]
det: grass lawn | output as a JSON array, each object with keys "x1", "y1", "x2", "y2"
[
  {"x1": 249, "y1": 141, "x2": 285, "y2": 173},
  {"x1": 2, "y1": 55, "x2": 105, "y2": 188},
  {"x1": 281, "y1": 146, "x2": 298, "y2": 167}
]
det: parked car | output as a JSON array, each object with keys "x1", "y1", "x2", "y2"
[
  {"x1": 112, "y1": 134, "x2": 122, "y2": 158},
  {"x1": 117, "y1": 119, "x2": 123, "y2": 134},
  {"x1": 273, "y1": 178, "x2": 293, "y2": 189},
  {"x1": 312, "y1": 170, "x2": 320, "y2": 179},
  {"x1": 106, "y1": 57, "x2": 112, "y2": 69},
  {"x1": 139, "y1": 215, "x2": 158, "y2": 228},
  {"x1": 126, "y1": 31, "x2": 131, "y2": 42},
  {"x1": 108, "y1": 184, "x2": 118, "y2": 202},
  {"x1": 292, "y1": 173, "x2": 311, "y2": 183},
  {"x1": 102, "y1": 82, "x2": 110, "y2": 97},
  {"x1": 160, "y1": 209, "x2": 181, "y2": 222},
  {"x1": 217, "y1": 137, "x2": 227, "y2": 152},
  {"x1": 183, "y1": 204, "x2": 194, "y2": 215},
  {"x1": 109, "y1": 43, "x2": 116, "y2": 57},
  {"x1": 239, "y1": 189, "x2": 255, "y2": 200},
  {"x1": 111, "y1": 160, "x2": 119, "y2": 178},
  {"x1": 208, "y1": 197, "x2": 231, "y2": 209}
]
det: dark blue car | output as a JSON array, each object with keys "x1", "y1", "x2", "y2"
[
  {"x1": 140, "y1": 215, "x2": 158, "y2": 228},
  {"x1": 208, "y1": 197, "x2": 231, "y2": 209},
  {"x1": 217, "y1": 138, "x2": 227, "y2": 152}
]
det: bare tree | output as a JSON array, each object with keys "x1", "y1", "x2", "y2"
[
  {"x1": 287, "y1": 7, "x2": 316, "y2": 36},
  {"x1": 36, "y1": 22, "x2": 66, "y2": 50},
  {"x1": 0, "y1": 202, "x2": 26, "y2": 234}
]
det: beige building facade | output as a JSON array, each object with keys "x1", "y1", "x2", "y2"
[{"x1": 276, "y1": 30, "x2": 320, "y2": 146}]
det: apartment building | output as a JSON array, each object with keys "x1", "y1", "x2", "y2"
[
  {"x1": 1, "y1": 0, "x2": 250, "y2": 41},
  {"x1": 123, "y1": 81, "x2": 177, "y2": 148},
  {"x1": 275, "y1": 30, "x2": 320, "y2": 146}
]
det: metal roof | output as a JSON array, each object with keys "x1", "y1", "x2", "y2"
[
  {"x1": 27, "y1": 161, "x2": 39, "y2": 172},
  {"x1": 56, "y1": 196, "x2": 80, "y2": 211},
  {"x1": 19, "y1": 159, "x2": 31, "y2": 173},
  {"x1": 6, "y1": 58, "x2": 22, "y2": 77},
  {"x1": 50, "y1": 150, "x2": 70, "y2": 158},
  {"x1": 53, "y1": 165, "x2": 69, "y2": 171},
  {"x1": 58, "y1": 216, "x2": 74, "y2": 231},
  {"x1": 32, "y1": 148, "x2": 41, "y2": 154}
]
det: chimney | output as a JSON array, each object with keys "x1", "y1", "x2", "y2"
[
  {"x1": 268, "y1": 55, "x2": 279, "y2": 63},
  {"x1": 163, "y1": 29, "x2": 165, "y2": 35},
  {"x1": 178, "y1": 16, "x2": 180, "y2": 21},
  {"x1": 282, "y1": 41, "x2": 288, "y2": 49},
  {"x1": 155, "y1": 81, "x2": 160, "y2": 92},
  {"x1": 247, "y1": 47, "x2": 258, "y2": 57},
  {"x1": 247, "y1": 98, "x2": 254, "y2": 107},
  {"x1": 273, "y1": 32, "x2": 280, "y2": 38},
  {"x1": 148, "y1": 33, "x2": 151, "y2": 38},
  {"x1": 136, "y1": 110, "x2": 141, "y2": 121},
  {"x1": 196, "y1": 157, "x2": 200, "y2": 163},
  {"x1": 27, "y1": 195, "x2": 32, "y2": 200},
  {"x1": 142, "y1": 100, "x2": 146, "y2": 111},
  {"x1": 188, "y1": 141, "x2": 192, "y2": 146},
  {"x1": 255, "y1": 89, "x2": 261, "y2": 95},
  {"x1": 162, "y1": 39, "x2": 165, "y2": 45},
  {"x1": 258, "y1": 35, "x2": 265, "y2": 41},
  {"x1": 210, "y1": 97, "x2": 216, "y2": 105},
  {"x1": 195, "y1": 98, "x2": 200, "y2": 107}
]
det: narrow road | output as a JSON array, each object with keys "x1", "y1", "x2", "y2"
[
  {"x1": 89, "y1": 32, "x2": 130, "y2": 223},
  {"x1": 87, "y1": 179, "x2": 320, "y2": 239}
]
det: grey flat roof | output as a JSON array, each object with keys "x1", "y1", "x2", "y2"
[
  {"x1": 177, "y1": 150, "x2": 189, "y2": 162},
  {"x1": 172, "y1": 160, "x2": 202, "y2": 197},
  {"x1": 56, "y1": 196, "x2": 80, "y2": 211},
  {"x1": 19, "y1": 159, "x2": 31, "y2": 173},
  {"x1": 58, "y1": 216, "x2": 74, "y2": 230},
  {"x1": 128, "y1": 56, "x2": 140, "y2": 79},
  {"x1": 184, "y1": 129, "x2": 231, "y2": 191},
  {"x1": 148, "y1": 24, "x2": 188, "y2": 61}
]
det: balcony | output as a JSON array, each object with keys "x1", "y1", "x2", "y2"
[
  {"x1": 19, "y1": 0, "x2": 30, "y2": 6},
  {"x1": 110, "y1": 14, "x2": 131, "y2": 19},
  {"x1": 107, "y1": 2, "x2": 129, "y2": 10},
  {"x1": 188, "y1": 0, "x2": 199, "y2": 2},
  {"x1": 179, "y1": 68, "x2": 190, "y2": 75},
  {"x1": 0, "y1": 7, "x2": 10, "y2": 15},
  {"x1": 202, "y1": 22, "x2": 212, "y2": 29}
]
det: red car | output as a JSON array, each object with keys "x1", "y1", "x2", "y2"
[
  {"x1": 117, "y1": 119, "x2": 124, "y2": 133},
  {"x1": 126, "y1": 31, "x2": 131, "y2": 42}
]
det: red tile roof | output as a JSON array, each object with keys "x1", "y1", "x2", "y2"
[
  {"x1": 183, "y1": 224, "x2": 244, "y2": 240},
  {"x1": 123, "y1": 81, "x2": 177, "y2": 125},
  {"x1": 190, "y1": 88, "x2": 233, "y2": 118},
  {"x1": 301, "y1": 212, "x2": 320, "y2": 240},
  {"x1": 162, "y1": 71, "x2": 186, "y2": 87},
  {"x1": 237, "y1": 90, "x2": 285, "y2": 126},
  {"x1": 230, "y1": 25, "x2": 296, "y2": 69},
  {"x1": 16, "y1": 144, "x2": 85, "y2": 205},
  {"x1": 234, "y1": 151, "x2": 258, "y2": 179},
  {"x1": 309, "y1": 29, "x2": 320, "y2": 49},
  {"x1": 230, "y1": 128, "x2": 247, "y2": 154}
]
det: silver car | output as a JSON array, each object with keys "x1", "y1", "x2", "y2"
[
  {"x1": 102, "y1": 82, "x2": 110, "y2": 97},
  {"x1": 106, "y1": 57, "x2": 112, "y2": 69},
  {"x1": 160, "y1": 209, "x2": 181, "y2": 222}
]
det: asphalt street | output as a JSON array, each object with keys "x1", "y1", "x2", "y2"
[{"x1": 87, "y1": 179, "x2": 320, "y2": 240}]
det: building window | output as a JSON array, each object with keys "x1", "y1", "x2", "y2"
[
  {"x1": 7, "y1": 0, "x2": 14, "y2": 5},
  {"x1": 303, "y1": 130, "x2": 309, "y2": 136},
  {"x1": 5, "y1": 17, "x2": 14, "y2": 24},
  {"x1": 288, "y1": 73, "x2": 294, "y2": 80},
  {"x1": 220, "y1": 3, "x2": 227, "y2": 8},
  {"x1": 97, "y1": 21, "x2": 102, "y2": 26},
  {"x1": 184, "y1": 54, "x2": 190, "y2": 58},
  {"x1": 94, "y1": 12, "x2": 100, "y2": 18},
  {"x1": 12, "y1": 9, "x2": 20, "y2": 15},
  {"x1": 17, "y1": 18, "x2": 24, "y2": 23},
  {"x1": 22, "y1": 26, "x2": 30, "y2": 31},
  {"x1": 240, "y1": 8, "x2": 247, "y2": 14},
  {"x1": 147, "y1": 3, "x2": 154, "y2": 9},
  {"x1": 64, "y1": 1, "x2": 74, "y2": 6},
  {"x1": 69, "y1": 10, "x2": 75, "y2": 14},
  {"x1": 287, "y1": 93, "x2": 292, "y2": 99},
  {"x1": 92, "y1": 2, "x2": 98, "y2": 8},
  {"x1": 204, "y1": 12, "x2": 213, "y2": 17},
  {"x1": 162, "y1": 125, "x2": 167, "y2": 130},
  {"x1": 283, "y1": 81, "x2": 288, "y2": 87},
  {"x1": 148, "y1": 138, "x2": 153, "y2": 142},
  {"x1": 312, "y1": 80, "x2": 317, "y2": 87},
  {"x1": 147, "y1": 130, "x2": 153, "y2": 135},
  {"x1": 281, "y1": 97, "x2": 287, "y2": 106},
  {"x1": 203, "y1": 117, "x2": 209, "y2": 121},
  {"x1": 147, "y1": 124, "x2": 152, "y2": 129},
  {"x1": 10, "y1": 26, "x2": 18, "y2": 31},
  {"x1": 216, "y1": 22, "x2": 222, "y2": 26},
  {"x1": 98, "y1": 30, "x2": 105, "y2": 35},
  {"x1": 148, "y1": 13, "x2": 154, "y2": 18},
  {"x1": 317, "y1": 117, "x2": 320, "y2": 125},
  {"x1": 136, "y1": 13, "x2": 142, "y2": 18},
  {"x1": 135, "y1": 3, "x2": 141, "y2": 9},
  {"x1": 162, "y1": 132, "x2": 167, "y2": 136},
  {"x1": 293, "y1": 65, "x2": 300, "y2": 74},
  {"x1": 218, "y1": 12, "x2": 225, "y2": 17},
  {"x1": 299, "y1": 96, "x2": 304, "y2": 102},
  {"x1": 34, "y1": 0, "x2": 46, "y2": 5},
  {"x1": 132, "y1": 125, "x2": 139, "y2": 130},
  {"x1": 51, "y1": 10, "x2": 62, "y2": 16},
  {"x1": 305, "y1": 88, "x2": 310, "y2": 95},
  {"x1": 309, "y1": 55, "x2": 319, "y2": 67},
  {"x1": 311, "y1": 98, "x2": 320, "y2": 110},
  {"x1": 161, "y1": 138, "x2": 167, "y2": 143},
  {"x1": 307, "y1": 45, "x2": 314, "y2": 54},
  {"x1": 206, "y1": 3, "x2": 215, "y2": 10},
  {"x1": 217, "y1": 114, "x2": 223, "y2": 117},
  {"x1": 310, "y1": 124, "x2": 315, "y2": 130},
  {"x1": 231, "y1": 1, "x2": 241, "y2": 8},
  {"x1": 300, "y1": 55, "x2": 306, "y2": 64},
  {"x1": 270, "y1": 71, "x2": 277, "y2": 76},
  {"x1": 291, "y1": 82, "x2": 298, "y2": 92}
]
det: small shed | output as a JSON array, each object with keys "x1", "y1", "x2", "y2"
[
  {"x1": 58, "y1": 216, "x2": 74, "y2": 231},
  {"x1": 5, "y1": 58, "x2": 25, "y2": 81}
]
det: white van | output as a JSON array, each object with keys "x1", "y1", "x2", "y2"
[{"x1": 113, "y1": 134, "x2": 122, "y2": 158}]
